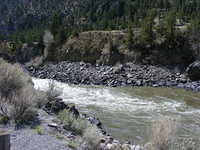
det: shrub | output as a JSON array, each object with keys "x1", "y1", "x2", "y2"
[
  {"x1": 58, "y1": 109, "x2": 75, "y2": 128},
  {"x1": 146, "y1": 118, "x2": 200, "y2": 150},
  {"x1": 35, "y1": 80, "x2": 62, "y2": 111},
  {"x1": 71, "y1": 118, "x2": 89, "y2": 135},
  {"x1": 35, "y1": 90, "x2": 48, "y2": 108},
  {"x1": 45, "y1": 80, "x2": 64, "y2": 113},
  {"x1": 80, "y1": 126, "x2": 102, "y2": 150},
  {"x1": 35, "y1": 125, "x2": 44, "y2": 135},
  {"x1": 0, "y1": 59, "x2": 37, "y2": 124},
  {"x1": 46, "y1": 80, "x2": 62, "y2": 101},
  {"x1": 0, "y1": 59, "x2": 30, "y2": 99},
  {"x1": 68, "y1": 140, "x2": 77, "y2": 149},
  {"x1": 150, "y1": 118, "x2": 176, "y2": 150},
  {"x1": 58, "y1": 109, "x2": 89, "y2": 135},
  {"x1": 9, "y1": 85, "x2": 37, "y2": 123}
]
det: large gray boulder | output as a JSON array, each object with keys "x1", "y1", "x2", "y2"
[{"x1": 186, "y1": 61, "x2": 200, "y2": 81}]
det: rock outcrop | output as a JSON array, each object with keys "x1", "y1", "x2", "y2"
[
  {"x1": 186, "y1": 61, "x2": 200, "y2": 81},
  {"x1": 59, "y1": 31, "x2": 131, "y2": 65},
  {"x1": 57, "y1": 30, "x2": 195, "y2": 66}
]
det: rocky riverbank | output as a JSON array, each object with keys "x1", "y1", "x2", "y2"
[
  {"x1": 26, "y1": 61, "x2": 200, "y2": 92},
  {"x1": 0, "y1": 96, "x2": 144, "y2": 150}
]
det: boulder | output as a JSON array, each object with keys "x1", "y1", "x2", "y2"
[
  {"x1": 44, "y1": 98, "x2": 69, "y2": 113},
  {"x1": 186, "y1": 61, "x2": 200, "y2": 81},
  {"x1": 69, "y1": 105, "x2": 80, "y2": 119}
]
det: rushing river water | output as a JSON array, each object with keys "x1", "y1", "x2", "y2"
[{"x1": 33, "y1": 78, "x2": 200, "y2": 144}]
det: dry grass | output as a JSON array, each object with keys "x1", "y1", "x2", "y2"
[
  {"x1": 150, "y1": 118, "x2": 176, "y2": 150},
  {"x1": 78, "y1": 125, "x2": 102, "y2": 150},
  {"x1": 145, "y1": 118, "x2": 200, "y2": 150}
]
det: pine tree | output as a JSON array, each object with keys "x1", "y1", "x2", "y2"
[
  {"x1": 126, "y1": 24, "x2": 134, "y2": 49},
  {"x1": 189, "y1": 17, "x2": 200, "y2": 33},
  {"x1": 140, "y1": 9, "x2": 157, "y2": 45},
  {"x1": 164, "y1": 10, "x2": 177, "y2": 37},
  {"x1": 49, "y1": 12, "x2": 62, "y2": 37}
]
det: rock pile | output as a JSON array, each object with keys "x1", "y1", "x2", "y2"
[{"x1": 26, "y1": 61, "x2": 200, "y2": 91}]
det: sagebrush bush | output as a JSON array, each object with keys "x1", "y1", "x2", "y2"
[
  {"x1": 0, "y1": 59, "x2": 37, "y2": 123},
  {"x1": 80, "y1": 125, "x2": 102, "y2": 150},
  {"x1": 145, "y1": 118, "x2": 200, "y2": 150},
  {"x1": 46, "y1": 80, "x2": 62, "y2": 101},
  {"x1": 58, "y1": 109, "x2": 75, "y2": 128},
  {"x1": 58, "y1": 109, "x2": 89, "y2": 135},
  {"x1": 0, "y1": 59, "x2": 30, "y2": 99},
  {"x1": 150, "y1": 118, "x2": 176, "y2": 150},
  {"x1": 35, "y1": 90, "x2": 48, "y2": 108}
]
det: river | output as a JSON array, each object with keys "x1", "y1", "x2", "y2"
[{"x1": 33, "y1": 78, "x2": 200, "y2": 144}]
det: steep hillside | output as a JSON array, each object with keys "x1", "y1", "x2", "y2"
[
  {"x1": 0, "y1": 0, "x2": 85, "y2": 37},
  {"x1": 0, "y1": 0, "x2": 200, "y2": 39},
  {"x1": 59, "y1": 31, "x2": 128, "y2": 64},
  {"x1": 56, "y1": 30, "x2": 196, "y2": 66}
]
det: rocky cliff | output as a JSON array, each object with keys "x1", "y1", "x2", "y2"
[
  {"x1": 59, "y1": 31, "x2": 132, "y2": 65},
  {"x1": 57, "y1": 30, "x2": 195, "y2": 67}
]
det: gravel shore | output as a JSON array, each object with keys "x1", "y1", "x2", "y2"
[
  {"x1": 10, "y1": 129, "x2": 70, "y2": 150},
  {"x1": 0, "y1": 110, "x2": 72, "y2": 150}
]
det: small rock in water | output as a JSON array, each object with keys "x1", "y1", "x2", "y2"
[{"x1": 48, "y1": 123, "x2": 58, "y2": 128}]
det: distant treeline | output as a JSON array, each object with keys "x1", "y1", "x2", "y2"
[{"x1": 0, "y1": 0, "x2": 200, "y2": 43}]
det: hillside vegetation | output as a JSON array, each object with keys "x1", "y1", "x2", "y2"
[
  {"x1": 0, "y1": 0, "x2": 200, "y2": 40},
  {"x1": 0, "y1": 0, "x2": 200, "y2": 67}
]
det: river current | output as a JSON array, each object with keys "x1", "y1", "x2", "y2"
[{"x1": 33, "y1": 78, "x2": 200, "y2": 144}]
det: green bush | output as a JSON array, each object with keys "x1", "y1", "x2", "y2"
[
  {"x1": 35, "y1": 125, "x2": 45, "y2": 135},
  {"x1": 58, "y1": 109, "x2": 89, "y2": 135},
  {"x1": 68, "y1": 140, "x2": 77, "y2": 149}
]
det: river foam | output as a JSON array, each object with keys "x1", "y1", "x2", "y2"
[{"x1": 33, "y1": 78, "x2": 200, "y2": 143}]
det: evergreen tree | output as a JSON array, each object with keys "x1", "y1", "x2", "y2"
[
  {"x1": 189, "y1": 17, "x2": 200, "y2": 33},
  {"x1": 126, "y1": 24, "x2": 134, "y2": 49},
  {"x1": 164, "y1": 10, "x2": 177, "y2": 37},
  {"x1": 140, "y1": 9, "x2": 157, "y2": 44},
  {"x1": 49, "y1": 12, "x2": 62, "y2": 37}
]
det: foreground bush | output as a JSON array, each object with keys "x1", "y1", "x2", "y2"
[
  {"x1": 80, "y1": 125, "x2": 102, "y2": 150},
  {"x1": 46, "y1": 80, "x2": 62, "y2": 101},
  {"x1": 0, "y1": 58, "x2": 37, "y2": 124},
  {"x1": 150, "y1": 118, "x2": 176, "y2": 150},
  {"x1": 145, "y1": 118, "x2": 200, "y2": 150},
  {"x1": 58, "y1": 109, "x2": 89, "y2": 135}
]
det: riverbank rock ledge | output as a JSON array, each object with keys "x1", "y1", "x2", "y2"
[
  {"x1": 26, "y1": 61, "x2": 200, "y2": 91},
  {"x1": 26, "y1": 61, "x2": 200, "y2": 92},
  {"x1": 186, "y1": 61, "x2": 200, "y2": 81}
]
